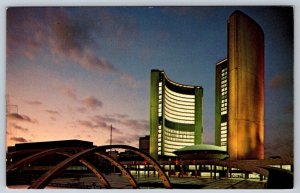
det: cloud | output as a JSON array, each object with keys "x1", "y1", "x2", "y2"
[
  {"x1": 76, "y1": 107, "x2": 87, "y2": 113},
  {"x1": 77, "y1": 120, "x2": 98, "y2": 129},
  {"x1": 47, "y1": 8, "x2": 118, "y2": 73},
  {"x1": 81, "y1": 96, "x2": 103, "y2": 109},
  {"x1": 7, "y1": 113, "x2": 37, "y2": 123},
  {"x1": 115, "y1": 73, "x2": 143, "y2": 89},
  {"x1": 77, "y1": 118, "x2": 122, "y2": 135},
  {"x1": 269, "y1": 72, "x2": 293, "y2": 90},
  {"x1": 106, "y1": 113, "x2": 129, "y2": 119},
  {"x1": 10, "y1": 137, "x2": 31, "y2": 143},
  {"x1": 11, "y1": 123, "x2": 29, "y2": 132},
  {"x1": 120, "y1": 119, "x2": 149, "y2": 131},
  {"x1": 7, "y1": 8, "x2": 143, "y2": 90},
  {"x1": 62, "y1": 86, "x2": 77, "y2": 100},
  {"x1": 45, "y1": 110, "x2": 60, "y2": 115},
  {"x1": 7, "y1": 8, "x2": 118, "y2": 74},
  {"x1": 26, "y1": 100, "x2": 43, "y2": 105},
  {"x1": 92, "y1": 115, "x2": 119, "y2": 124},
  {"x1": 105, "y1": 133, "x2": 142, "y2": 146}
]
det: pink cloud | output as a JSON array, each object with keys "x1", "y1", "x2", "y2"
[
  {"x1": 11, "y1": 123, "x2": 29, "y2": 132},
  {"x1": 81, "y1": 96, "x2": 103, "y2": 109},
  {"x1": 116, "y1": 73, "x2": 143, "y2": 89},
  {"x1": 26, "y1": 100, "x2": 43, "y2": 105},
  {"x1": 10, "y1": 137, "x2": 31, "y2": 143},
  {"x1": 7, "y1": 113, "x2": 37, "y2": 124},
  {"x1": 62, "y1": 86, "x2": 77, "y2": 100}
]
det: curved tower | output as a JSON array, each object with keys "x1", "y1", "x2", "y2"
[{"x1": 150, "y1": 70, "x2": 203, "y2": 160}]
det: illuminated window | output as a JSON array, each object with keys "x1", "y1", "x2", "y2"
[{"x1": 165, "y1": 86, "x2": 195, "y2": 99}]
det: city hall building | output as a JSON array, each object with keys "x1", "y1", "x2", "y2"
[
  {"x1": 215, "y1": 11, "x2": 264, "y2": 160},
  {"x1": 150, "y1": 70, "x2": 203, "y2": 160}
]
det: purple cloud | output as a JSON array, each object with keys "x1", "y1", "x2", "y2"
[
  {"x1": 11, "y1": 123, "x2": 29, "y2": 132},
  {"x1": 7, "y1": 113, "x2": 37, "y2": 124},
  {"x1": 45, "y1": 110, "x2": 60, "y2": 115},
  {"x1": 26, "y1": 100, "x2": 43, "y2": 105},
  {"x1": 10, "y1": 137, "x2": 31, "y2": 143},
  {"x1": 62, "y1": 86, "x2": 77, "y2": 100},
  {"x1": 81, "y1": 96, "x2": 103, "y2": 109}
]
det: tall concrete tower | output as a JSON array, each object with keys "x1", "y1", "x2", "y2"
[{"x1": 216, "y1": 10, "x2": 264, "y2": 160}]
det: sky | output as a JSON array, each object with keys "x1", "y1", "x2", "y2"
[{"x1": 6, "y1": 6, "x2": 293, "y2": 159}]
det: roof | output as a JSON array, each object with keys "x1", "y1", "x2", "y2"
[{"x1": 174, "y1": 144, "x2": 227, "y2": 153}]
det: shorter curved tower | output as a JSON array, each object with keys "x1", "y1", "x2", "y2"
[{"x1": 150, "y1": 70, "x2": 203, "y2": 160}]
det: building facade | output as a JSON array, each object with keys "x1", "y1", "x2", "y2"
[
  {"x1": 150, "y1": 70, "x2": 203, "y2": 160},
  {"x1": 215, "y1": 59, "x2": 229, "y2": 148},
  {"x1": 215, "y1": 11, "x2": 264, "y2": 160},
  {"x1": 139, "y1": 135, "x2": 150, "y2": 154}
]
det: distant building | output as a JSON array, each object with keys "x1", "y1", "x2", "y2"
[
  {"x1": 9, "y1": 139, "x2": 94, "y2": 152},
  {"x1": 109, "y1": 150, "x2": 119, "y2": 160},
  {"x1": 139, "y1": 135, "x2": 150, "y2": 154},
  {"x1": 150, "y1": 70, "x2": 203, "y2": 160},
  {"x1": 215, "y1": 11, "x2": 264, "y2": 160},
  {"x1": 118, "y1": 150, "x2": 142, "y2": 161}
]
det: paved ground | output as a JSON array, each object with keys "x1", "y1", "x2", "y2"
[{"x1": 45, "y1": 174, "x2": 266, "y2": 189}]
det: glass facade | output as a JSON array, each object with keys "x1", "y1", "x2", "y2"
[{"x1": 150, "y1": 70, "x2": 203, "y2": 159}]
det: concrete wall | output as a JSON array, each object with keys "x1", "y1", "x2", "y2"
[{"x1": 228, "y1": 11, "x2": 264, "y2": 160}]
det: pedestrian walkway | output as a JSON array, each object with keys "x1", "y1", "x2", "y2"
[{"x1": 45, "y1": 174, "x2": 266, "y2": 189}]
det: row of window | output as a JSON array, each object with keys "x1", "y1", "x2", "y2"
[
  {"x1": 164, "y1": 113, "x2": 195, "y2": 124},
  {"x1": 165, "y1": 93, "x2": 195, "y2": 107},
  {"x1": 164, "y1": 98, "x2": 195, "y2": 110},
  {"x1": 163, "y1": 132, "x2": 195, "y2": 140},
  {"x1": 165, "y1": 88, "x2": 195, "y2": 102},
  {"x1": 164, "y1": 103, "x2": 195, "y2": 114},
  {"x1": 164, "y1": 127, "x2": 195, "y2": 135},
  {"x1": 165, "y1": 86, "x2": 195, "y2": 99},
  {"x1": 164, "y1": 106, "x2": 194, "y2": 118},
  {"x1": 164, "y1": 139, "x2": 194, "y2": 147}
]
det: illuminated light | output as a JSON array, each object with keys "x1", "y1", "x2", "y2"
[
  {"x1": 164, "y1": 99, "x2": 195, "y2": 110},
  {"x1": 165, "y1": 94, "x2": 195, "y2": 106},
  {"x1": 165, "y1": 86, "x2": 195, "y2": 98},
  {"x1": 164, "y1": 107, "x2": 194, "y2": 118},
  {"x1": 164, "y1": 104, "x2": 195, "y2": 114}
]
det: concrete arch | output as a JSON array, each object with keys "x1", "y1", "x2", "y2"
[
  {"x1": 96, "y1": 145, "x2": 172, "y2": 188},
  {"x1": 7, "y1": 147, "x2": 79, "y2": 172},
  {"x1": 94, "y1": 152, "x2": 138, "y2": 188},
  {"x1": 28, "y1": 145, "x2": 171, "y2": 189},
  {"x1": 28, "y1": 147, "x2": 138, "y2": 189},
  {"x1": 57, "y1": 152, "x2": 110, "y2": 188}
]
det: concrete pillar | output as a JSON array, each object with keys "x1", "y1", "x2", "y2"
[{"x1": 210, "y1": 165, "x2": 213, "y2": 179}]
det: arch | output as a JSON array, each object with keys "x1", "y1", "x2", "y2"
[
  {"x1": 28, "y1": 147, "x2": 138, "y2": 189},
  {"x1": 7, "y1": 145, "x2": 172, "y2": 189},
  {"x1": 94, "y1": 152, "x2": 138, "y2": 188},
  {"x1": 56, "y1": 152, "x2": 110, "y2": 188},
  {"x1": 96, "y1": 145, "x2": 172, "y2": 188},
  {"x1": 7, "y1": 147, "x2": 80, "y2": 172}
]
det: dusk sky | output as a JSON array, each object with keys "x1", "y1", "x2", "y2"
[{"x1": 6, "y1": 7, "x2": 293, "y2": 158}]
